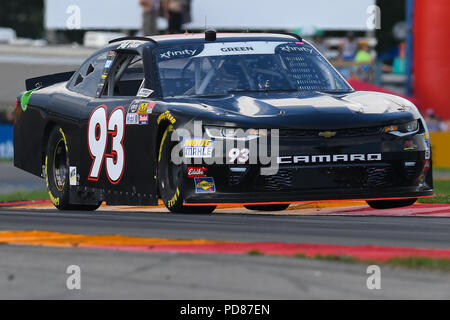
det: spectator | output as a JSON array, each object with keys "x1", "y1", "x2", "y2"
[
  {"x1": 354, "y1": 41, "x2": 373, "y2": 64},
  {"x1": 393, "y1": 42, "x2": 407, "y2": 75},
  {"x1": 352, "y1": 40, "x2": 374, "y2": 82},
  {"x1": 424, "y1": 109, "x2": 441, "y2": 132},
  {"x1": 163, "y1": 0, "x2": 190, "y2": 34},
  {"x1": 140, "y1": 0, "x2": 160, "y2": 36},
  {"x1": 437, "y1": 116, "x2": 447, "y2": 132},
  {"x1": 339, "y1": 32, "x2": 358, "y2": 61}
]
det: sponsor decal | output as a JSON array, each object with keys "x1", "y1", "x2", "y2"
[
  {"x1": 117, "y1": 41, "x2": 141, "y2": 49},
  {"x1": 69, "y1": 166, "x2": 77, "y2": 186},
  {"x1": 194, "y1": 177, "x2": 216, "y2": 193},
  {"x1": 277, "y1": 44, "x2": 313, "y2": 54},
  {"x1": 104, "y1": 60, "x2": 113, "y2": 69},
  {"x1": 403, "y1": 140, "x2": 418, "y2": 151},
  {"x1": 187, "y1": 167, "x2": 208, "y2": 178},
  {"x1": 425, "y1": 140, "x2": 431, "y2": 160},
  {"x1": 138, "y1": 114, "x2": 149, "y2": 125},
  {"x1": 137, "y1": 102, "x2": 155, "y2": 114},
  {"x1": 277, "y1": 153, "x2": 382, "y2": 164},
  {"x1": 184, "y1": 139, "x2": 214, "y2": 158},
  {"x1": 138, "y1": 103, "x2": 149, "y2": 114},
  {"x1": 96, "y1": 52, "x2": 116, "y2": 97},
  {"x1": 128, "y1": 100, "x2": 140, "y2": 113},
  {"x1": 159, "y1": 49, "x2": 198, "y2": 60},
  {"x1": 220, "y1": 46, "x2": 254, "y2": 53},
  {"x1": 129, "y1": 100, "x2": 154, "y2": 114},
  {"x1": 137, "y1": 88, "x2": 154, "y2": 98},
  {"x1": 126, "y1": 113, "x2": 139, "y2": 125},
  {"x1": 157, "y1": 110, "x2": 176, "y2": 124},
  {"x1": 318, "y1": 131, "x2": 337, "y2": 138},
  {"x1": 195, "y1": 42, "x2": 285, "y2": 58}
]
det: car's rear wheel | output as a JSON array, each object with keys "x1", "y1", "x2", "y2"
[
  {"x1": 45, "y1": 126, "x2": 101, "y2": 211},
  {"x1": 244, "y1": 204, "x2": 290, "y2": 211},
  {"x1": 157, "y1": 125, "x2": 216, "y2": 214},
  {"x1": 366, "y1": 198, "x2": 417, "y2": 210}
]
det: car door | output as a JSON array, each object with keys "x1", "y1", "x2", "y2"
[{"x1": 80, "y1": 49, "x2": 158, "y2": 206}]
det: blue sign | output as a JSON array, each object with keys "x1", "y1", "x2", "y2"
[{"x1": 0, "y1": 124, "x2": 13, "y2": 159}]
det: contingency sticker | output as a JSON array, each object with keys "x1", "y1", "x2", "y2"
[
  {"x1": 96, "y1": 50, "x2": 116, "y2": 97},
  {"x1": 138, "y1": 114, "x2": 149, "y2": 125},
  {"x1": 138, "y1": 102, "x2": 155, "y2": 114},
  {"x1": 137, "y1": 88, "x2": 154, "y2": 98},
  {"x1": 128, "y1": 100, "x2": 154, "y2": 114},
  {"x1": 69, "y1": 166, "x2": 77, "y2": 186},
  {"x1": 184, "y1": 139, "x2": 214, "y2": 158},
  {"x1": 194, "y1": 177, "x2": 216, "y2": 194},
  {"x1": 187, "y1": 167, "x2": 208, "y2": 178},
  {"x1": 126, "y1": 113, "x2": 139, "y2": 125}
]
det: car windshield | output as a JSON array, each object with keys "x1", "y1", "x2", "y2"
[{"x1": 154, "y1": 41, "x2": 353, "y2": 97}]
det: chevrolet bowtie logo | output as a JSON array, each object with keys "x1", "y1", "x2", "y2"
[{"x1": 318, "y1": 131, "x2": 337, "y2": 138}]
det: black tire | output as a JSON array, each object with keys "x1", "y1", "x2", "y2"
[
  {"x1": 366, "y1": 198, "x2": 417, "y2": 210},
  {"x1": 244, "y1": 204, "x2": 290, "y2": 212},
  {"x1": 157, "y1": 125, "x2": 216, "y2": 214},
  {"x1": 45, "y1": 126, "x2": 101, "y2": 211}
]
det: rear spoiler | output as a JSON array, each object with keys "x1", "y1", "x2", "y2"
[{"x1": 25, "y1": 71, "x2": 75, "y2": 91}]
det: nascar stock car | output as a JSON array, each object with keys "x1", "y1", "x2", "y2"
[{"x1": 14, "y1": 31, "x2": 433, "y2": 213}]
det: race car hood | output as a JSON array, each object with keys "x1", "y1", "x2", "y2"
[{"x1": 165, "y1": 90, "x2": 420, "y2": 130}]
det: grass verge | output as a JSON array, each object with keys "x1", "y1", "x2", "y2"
[
  {"x1": 308, "y1": 254, "x2": 450, "y2": 272},
  {"x1": 247, "y1": 250, "x2": 264, "y2": 256},
  {"x1": 264, "y1": 252, "x2": 450, "y2": 272},
  {"x1": 418, "y1": 180, "x2": 450, "y2": 204},
  {"x1": 0, "y1": 189, "x2": 48, "y2": 202},
  {"x1": 248, "y1": 251, "x2": 450, "y2": 272}
]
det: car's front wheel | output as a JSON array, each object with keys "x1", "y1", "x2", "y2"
[
  {"x1": 244, "y1": 204, "x2": 290, "y2": 212},
  {"x1": 366, "y1": 198, "x2": 417, "y2": 210},
  {"x1": 157, "y1": 125, "x2": 216, "y2": 214},
  {"x1": 45, "y1": 126, "x2": 101, "y2": 211}
]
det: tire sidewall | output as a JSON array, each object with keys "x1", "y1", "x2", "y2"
[
  {"x1": 157, "y1": 125, "x2": 185, "y2": 211},
  {"x1": 45, "y1": 127, "x2": 70, "y2": 209}
]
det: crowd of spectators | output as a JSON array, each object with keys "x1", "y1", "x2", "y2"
[
  {"x1": 139, "y1": 0, "x2": 192, "y2": 35},
  {"x1": 424, "y1": 109, "x2": 450, "y2": 132}
]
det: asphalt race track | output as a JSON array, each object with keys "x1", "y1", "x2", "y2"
[
  {"x1": 1, "y1": 206, "x2": 450, "y2": 248},
  {"x1": 0, "y1": 205, "x2": 450, "y2": 299}
]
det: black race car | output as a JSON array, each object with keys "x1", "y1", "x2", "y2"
[{"x1": 14, "y1": 32, "x2": 433, "y2": 213}]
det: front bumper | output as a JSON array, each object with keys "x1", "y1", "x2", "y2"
[{"x1": 181, "y1": 129, "x2": 433, "y2": 205}]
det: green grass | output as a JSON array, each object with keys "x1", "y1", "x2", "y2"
[
  {"x1": 0, "y1": 189, "x2": 48, "y2": 202},
  {"x1": 296, "y1": 254, "x2": 450, "y2": 272},
  {"x1": 386, "y1": 257, "x2": 450, "y2": 272},
  {"x1": 246, "y1": 250, "x2": 264, "y2": 256},
  {"x1": 245, "y1": 250, "x2": 450, "y2": 272},
  {"x1": 434, "y1": 167, "x2": 450, "y2": 173},
  {"x1": 313, "y1": 254, "x2": 368, "y2": 264},
  {"x1": 418, "y1": 180, "x2": 450, "y2": 204}
]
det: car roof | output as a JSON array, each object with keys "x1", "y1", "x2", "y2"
[{"x1": 109, "y1": 32, "x2": 302, "y2": 49}]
